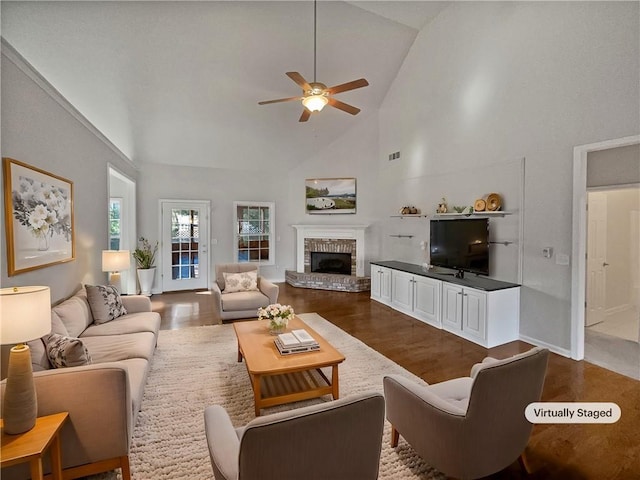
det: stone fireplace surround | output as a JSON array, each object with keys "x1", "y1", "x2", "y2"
[{"x1": 285, "y1": 225, "x2": 370, "y2": 292}]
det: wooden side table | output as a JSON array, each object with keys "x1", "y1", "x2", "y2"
[{"x1": 1, "y1": 412, "x2": 69, "y2": 480}]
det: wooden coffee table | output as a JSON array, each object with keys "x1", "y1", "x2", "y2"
[{"x1": 234, "y1": 316, "x2": 345, "y2": 416}]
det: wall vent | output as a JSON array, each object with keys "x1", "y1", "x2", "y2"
[{"x1": 388, "y1": 151, "x2": 401, "y2": 161}]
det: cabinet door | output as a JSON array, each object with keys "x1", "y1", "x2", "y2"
[
  {"x1": 462, "y1": 288, "x2": 487, "y2": 342},
  {"x1": 371, "y1": 266, "x2": 392, "y2": 303},
  {"x1": 370, "y1": 266, "x2": 382, "y2": 299},
  {"x1": 413, "y1": 276, "x2": 441, "y2": 326},
  {"x1": 441, "y1": 283, "x2": 463, "y2": 331},
  {"x1": 380, "y1": 267, "x2": 392, "y2": 302},
  {"x1": 391, "y1": 270, "x2": 414, "y2": 312}
]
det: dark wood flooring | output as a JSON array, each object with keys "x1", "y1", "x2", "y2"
[{"x1": 151, "y1": 284, "x2": 640, "y2": 480}]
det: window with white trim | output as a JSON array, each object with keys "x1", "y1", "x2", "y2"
[
  {"x1": 109, "y1": 198, "x2": 122, "y2": 250},
  {"x1": 233, "y1": 201, "x2": 274, "y2": 265}
]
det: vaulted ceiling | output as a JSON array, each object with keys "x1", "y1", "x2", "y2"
[{"x1": 2, "y1": 1, "x2": 450, "y2": 171}]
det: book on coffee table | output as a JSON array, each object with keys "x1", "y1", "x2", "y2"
[
  {"x1": 291, "y1": 329, "x2": 318, "y2": 346},
  {"x1": 274, "y1": 329, "x2": 320, "y2": 355}
]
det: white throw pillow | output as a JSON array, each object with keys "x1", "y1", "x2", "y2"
[
  {"x1": 222, "y1": 270, "x2": 259, "y2": 293},
  {"x1": 85, "y1": 284, "x2": 128, "y2": 324}
]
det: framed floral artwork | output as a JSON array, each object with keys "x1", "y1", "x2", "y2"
[{"x1": 3, "y1": 158, "x2": 75, "y2": 276}]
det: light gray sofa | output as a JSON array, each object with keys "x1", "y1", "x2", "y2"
[
  {"x1": 211, "y1": 263, "x2": 279, "y2": 321},
  {"x1": 0, "y1": 286, "x2": 161, "y2": 480}
]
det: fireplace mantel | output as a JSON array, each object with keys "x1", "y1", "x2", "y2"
[{"x1": 292, "y1": 224, "x2": 368, "y2": 277}]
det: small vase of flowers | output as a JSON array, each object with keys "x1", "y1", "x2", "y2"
[{"x1": 258, "y1": 303, "x2": 295, "y2": 335}]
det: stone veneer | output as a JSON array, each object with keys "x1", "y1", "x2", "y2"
[
  {"x1": 285, "y1": 270, "x2": 371, "y2": 292},
  {"x1": 289, "y1": 224, "x2": 370, "y2": 292},
  {"x1": 304, "y1": 238, "x2": 357, "y2": 275}
]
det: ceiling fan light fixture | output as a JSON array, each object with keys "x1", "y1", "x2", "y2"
[{"x1": 302, "y1": 94, "x2": 328, "y2": 112}]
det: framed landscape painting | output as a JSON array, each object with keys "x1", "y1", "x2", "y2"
[
  {"x1": 3, "y1": 158, "x2": 75, "y2": 276},
  {"x1": 305, "y1": 177, "x2": 356, "y2": 214}
]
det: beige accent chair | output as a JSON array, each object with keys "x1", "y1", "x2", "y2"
[
  {"x1": 204, "y1": 392, "x2": 385, "y2": 480},
  {"x1": 384, "y1": 346, "x2": 549, "y2": 480},
  {"x1": 211, "y1": 263, "x2": 279, "y2": 321}
]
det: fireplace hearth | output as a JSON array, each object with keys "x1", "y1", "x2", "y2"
[{"x1": 288, "y1": 225, "x2": 370, "y2": 292}]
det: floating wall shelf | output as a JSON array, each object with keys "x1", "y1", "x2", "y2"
[
  {"x1": 390, "y1": 214, "x2": 429, "y2": 219},
  {"x1": 391, "y1": 212, "x2": 511, "y2": 219},
  {"x1": 433, "y1": 211, "x2": 511, "y2": 218}
]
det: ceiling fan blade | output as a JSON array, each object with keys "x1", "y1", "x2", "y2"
[
  {"x1": 328, "y1": 97, "x2": 361, "y2": 115},
  {"x1": 286, "y1": 72, "x2": 311, "y2": 91},
  {"x1": 299, "y1": 109, "x2": 311, "y2": 122},
  {"x1": 258, "y1": 96, "x2": 302, "y2": 105},
  {"x1": 326, "y1": 78, "x2": 369, "y2": 95}
]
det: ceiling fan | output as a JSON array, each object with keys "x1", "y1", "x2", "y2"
[{"x1": 258, "y1": 1, "x2": 369, "y2": 122}]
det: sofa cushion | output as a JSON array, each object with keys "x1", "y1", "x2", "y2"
[
  {"x1": 81, "y1": 332, "x2": 157, "y2": 363},
  {"x1": 86, "y1": 285, "x2": 128, "y2": 324},
  {"x1": 222, "y1": 271, "x2": 258, "y2": 293},
  {"x1": 50, "y1": 310, "x2": 69, "y2": 336},
  {"x1": 81, "y1": 311, "x2": 161, "y2": 337},
  {"x1": 425, "y1": 377, "x2": 473, "y2": 412},
  {"x1": 52, "y1": 288, "x2": 94, "y2": 337},
  {"x1": 221, "y1": 290, "x2": 270, "y2": 312},
  {"x1": 29, "y1": 338, "x2": 51, "y2": 371},
  {"x1": 45, "y1": 333, "x2": 92, "y2": 368}
]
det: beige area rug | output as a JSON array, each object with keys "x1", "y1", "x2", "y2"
[{"x1": 91, "y1": 313, "x2": 445, "y2": 479}]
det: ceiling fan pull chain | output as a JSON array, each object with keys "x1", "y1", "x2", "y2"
[{"x1": 313, "y1": 0, "x2": 317, "y2": 83}]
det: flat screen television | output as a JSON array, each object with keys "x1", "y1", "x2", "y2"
[{"x1": 429, "y1": 218, "x2": 489, "y2": 277}]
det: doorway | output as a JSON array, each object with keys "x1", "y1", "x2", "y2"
[
  {"x1": 572, "y1": 136, "x2": 640, "y2": 379},
  {"x1": 160, "y1": 200, "x2": 210, "y2": 292},
  {"x1": 586, "y1": 188, "x2": 640, "y2": 339},
  {"x1": 584, "y1": 188, "x2": 639, "y2": 380},
  {"x1": 108, "y1": 166, "x2": 136, "y2": 294}
]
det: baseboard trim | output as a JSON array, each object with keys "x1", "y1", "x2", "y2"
[
  {"x1": 519, "y1": 334, "x2": 572, "y2": 358},
  {"x1": 605, "y1": 303, "x2": 633, "y2": 317}
]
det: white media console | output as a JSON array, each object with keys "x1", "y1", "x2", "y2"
[{"x1": 370, "y1": 261, "x2": 520, "y2": 348}]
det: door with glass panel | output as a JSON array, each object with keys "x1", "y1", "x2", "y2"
[{"x1": 161, "y1": 201, "x2": 210, "y2": 292}]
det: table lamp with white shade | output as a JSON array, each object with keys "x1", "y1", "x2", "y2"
[
  {"x1": 102, "y1": 250, "x2": 130, "y2": 294},
  {"x1": 0, "y1": 286, "x2": 51, "y2": 434}
]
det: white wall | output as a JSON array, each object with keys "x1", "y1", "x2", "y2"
[
  {"x1": 136, "y1": 162, "x2": 291, "y2": 285},
  {"x1": 587, "y1": 144, "x2": 640, "y2": 187},
  {"x1": 376, "y1": 1, "x2": 640, "y2": 351},
  {"x1": 286, "y1": 113, "x2": 381, "y2": 272},
  {"x1": 0, "y1": 45, "x2": 138, "y2": 304}
]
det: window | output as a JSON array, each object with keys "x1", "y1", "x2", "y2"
[
  {"x1": 109, "y1": 198, "x2": 122, "y2": 250},
  {"x1": 234, "y1": 202, "x2": 274, "y2": 265}
]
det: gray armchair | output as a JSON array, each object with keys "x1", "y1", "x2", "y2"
[
  {"x1": 384, "y1": 346, "x2": 549, "y2": 480},
  {"x1": 211, "y1": 263, "x2": 279, "y2": 321},
  {"x1": 204, "y1": 392, "x2": 385, "y2": 480}
]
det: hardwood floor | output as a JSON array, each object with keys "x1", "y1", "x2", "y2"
[{"x1": 150, "y1": 284, "x2": 640, "y2": 480}]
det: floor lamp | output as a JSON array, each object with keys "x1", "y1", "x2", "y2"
[
  {"x1": 0, "y1": 286, "x2": 51, "y2": 434},
  {"x1": 102, "y1": 250, "x2": 131, "y2": 294}
]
